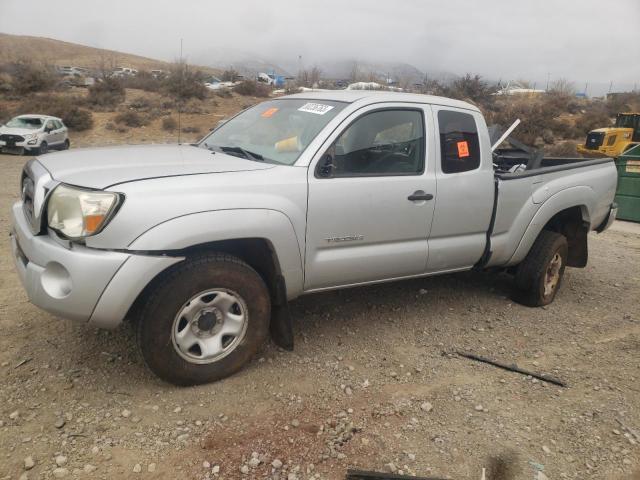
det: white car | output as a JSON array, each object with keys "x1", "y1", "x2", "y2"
[{"x1": 0, "y1": 115, "x2": 69, "y2": 155}]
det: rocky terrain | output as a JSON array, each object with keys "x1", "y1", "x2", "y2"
[{"x1": 1, "y1": 150, "x2": 639, "y2": 480}]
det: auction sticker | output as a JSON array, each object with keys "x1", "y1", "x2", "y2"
[
  {"x1": 298, "y1": 103, "x2": 334, "y2": 115},
  {"x1": 457, "y1": 140, "x2": 470, "y2": 158}
]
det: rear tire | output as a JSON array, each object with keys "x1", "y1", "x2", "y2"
[
  {"x1": 137, "y1": 253, "x2": 271, "y2": 386},
  {"x1": 61, "y1": 139, "x2": 70, "y2": 150},
  {"x1": 513, "y1": 230, "x2": 568, "y2": 307}
]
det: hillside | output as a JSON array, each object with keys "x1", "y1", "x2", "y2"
[{"x1": 0, "y1": 32, "x2": 217, "y2": 73}]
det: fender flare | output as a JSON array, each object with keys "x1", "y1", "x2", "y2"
[
  {"x1": 507, "y1": 186, "x2": 593, "y2": 266},
  {"x1": 128, "y1": 209, "x2": 304, "y2": 299}
]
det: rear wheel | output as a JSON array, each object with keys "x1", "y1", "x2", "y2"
[
  {"x1": 61, "y1": 139, "x2": 70, "y2": 150},
  {"x1": 513, "y1": 230, "x2": 568, "y2": 307},
  {"x1": 137, "y1": 253, "x2": 271, "y2": 385}
]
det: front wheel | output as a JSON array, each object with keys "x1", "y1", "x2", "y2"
[
  {"x1": 37, "y1": 141, "x2": 48, "y2": 155},
  {"x1": 137, "y1": 253, "x2": 271, "y2": 385},
  {"x1": 513, "y1": 230, "x2": 568, "y2": 307}
]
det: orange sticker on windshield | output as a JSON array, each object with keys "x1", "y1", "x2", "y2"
[
  {"x1": 457, "y1": 141, "x2": 470, "y2": 158},
  {"x1": 261, "y1": 107, "x2": 279, "y2": 118}
]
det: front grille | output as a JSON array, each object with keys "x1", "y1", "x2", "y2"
[
  {"x1": 585, "y1": 132, "x2": 605, "y2": 150},
  {"x1": 0, "y1": 134, "x2": 25, "y2": 143}
]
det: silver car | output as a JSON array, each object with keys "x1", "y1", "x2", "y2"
[{"x1": 0, "y1": 114, "x2": 69, "y2": 155}]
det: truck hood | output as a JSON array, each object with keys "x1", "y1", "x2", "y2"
[{"x1": 37, "y1": 144, "x2": 274, "y2": 189}]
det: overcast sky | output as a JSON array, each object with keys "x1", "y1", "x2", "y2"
[{"x1": 1, "y1": 0, "x2": 639, "y2": 93}]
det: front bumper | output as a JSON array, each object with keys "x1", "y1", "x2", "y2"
[
  {"x1": 0, "y1": 139, "x2": 38, "y2": 153},
  {"x1": 10, "y1": 202, "x2": 183, "y2": 328}
]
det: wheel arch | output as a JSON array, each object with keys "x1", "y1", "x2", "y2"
[
  {"x1": 122, "y1": 209, "x2": 304, "y2": 324},
  {"x1": 508, "y1": 187, "x2": 594, "y2": 267}
]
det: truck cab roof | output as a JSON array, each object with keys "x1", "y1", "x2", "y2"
[{"x1": 283, "y1": 90, "x2": 480, "y2": 112}]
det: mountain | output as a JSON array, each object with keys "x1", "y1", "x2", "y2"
[
  {"x1": 190, "y1": 46, "x2": 292, "y2": 77},
  {"x1": 0, "y1": 32, "x2": 218, "y2": 73}
]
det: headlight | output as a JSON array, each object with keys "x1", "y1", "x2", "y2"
[
  {"x1": 47, "y1": 185, "x2": 121, "y2": 239},
  {"x1": 24, "y1": 133, "x2": 36, "y2": 140}
]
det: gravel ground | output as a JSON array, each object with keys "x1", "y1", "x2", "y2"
[{"x1": 1, "y1": 152, "x2": 639, "y2": 480}]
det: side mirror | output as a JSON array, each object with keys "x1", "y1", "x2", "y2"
[
  {"x1": 45, "y1": 127, "x2": 52, "y2": 133},
  {"x1": 317, "y1": 153, "x2": 334, "y2": 178}
]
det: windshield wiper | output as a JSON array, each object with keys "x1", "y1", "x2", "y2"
[{"x1": 205, "y1": 143, "x2": 264, "y2": 162}]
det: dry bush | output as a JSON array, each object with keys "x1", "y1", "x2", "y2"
[
  {"x1": 181, "y1": 98, "x2": 209, "y2": 114},
  {"x1": 105, "y1": 121, "x2": 128, "y2": 133},
  {"x1": 114, "y1": 110, "x2": 148, "y2": 128},
  {"x1": 234, "y1": 80, "x2": 270, "y2": 97},
  {"x1": 448, "y1": 73, "x2": 496, "y2": 107},
  {"x1": 128, "y1": 96, "x2": 168, "y2": 119},
  {"x1": 606, "y1": 92, "x2": 640, "y2": 116},
  {"x1": 18, "y1": 95, "x2": 93, "y2": 131},
  {"x1": 162, "y1": 116, "x2": 178, "y2": 131},
  {"x1": 214, "y1": 88, "x2": 232, "y2": 98},
  {"x1": 163, "y1": 62, "x2": 208, "y2": 101},
  {"x1": 0, "y1": 103, "x2": 9, "y2": 123},
  {"x1": 122, "y1": 71, "x2": 162, "y2": 92},
  {"x1": 545, "y1": 141, "x2": 579, "y2": 157},
  {"x1": 181, "y1": 126, "x2": 201, "y2": 134},
  {"x1": 220, "y1": 69, "x2": 240, "y2": 82},
  {"x1": 487, "y1": 98, "x2": 564, "y2": 145},
  {"x1": 88, "y1": 77, "x2": 125, "y2": 109},
  {"x1": 0, "y1": 72, "x2": 14, "y2": 95},
  {"x1": 8, "y1": 61, "x2": 57, "y2": 95},
  {"x1": 575, "y1": 105, "x2": 612, "y2": 135}
]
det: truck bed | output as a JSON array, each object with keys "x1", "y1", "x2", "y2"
[{"x1": 485, "y1": 155, "x2": 617, "y2": 268}]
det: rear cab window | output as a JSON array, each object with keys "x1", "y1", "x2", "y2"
[{"x1": 437, "y1": 110, "x2": 480, "y2": 173}]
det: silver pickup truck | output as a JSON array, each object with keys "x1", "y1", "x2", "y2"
[{"x1": 10, "y1": 91, "x2": 618, "y2": 385}]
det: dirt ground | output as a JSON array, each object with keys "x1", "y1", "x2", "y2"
[{"x1": 0, "y1": 146, "x2": 639, "y2": 480}]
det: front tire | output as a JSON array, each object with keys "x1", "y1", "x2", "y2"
[
  {"x1": 137, "y1": 253, "x2": 271, "y2": 385},
  {"x1": 37, "y1": 141, "x2": 48, "y2": 155},
  {"x1": 513, "y1": 230, "x2": 568, "y2": 307}
]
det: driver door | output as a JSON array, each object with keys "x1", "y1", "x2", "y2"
[{"x1": 304, "y1": 104, "x2": 437, "y2": 291}]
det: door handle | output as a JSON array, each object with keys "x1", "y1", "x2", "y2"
[{"x1": 407, "y1": 192, "x2": 434, "y2": 201}]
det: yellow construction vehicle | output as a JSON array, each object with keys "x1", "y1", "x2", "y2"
[{"x1": 577, "y1": 112, "x2": 640, "y2": 157}]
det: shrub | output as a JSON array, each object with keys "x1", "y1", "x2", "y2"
[
  {"x1": 214, "y1": 88, "x2": 232, "y2": 98},
  {"x1": 220, "y1": 69, "x2": 241, "y2": 82},
  {"x1": 545, "y1": 141, "x2": 579, "y2": 157},
  {"x1": 87, "y1": 77, "x2": 125, "y2": 109},
  {"x1": 17, "y1": 95, "x2": 93, "y2": 131},
  {"x1": 114, "y1": 110, "x2": 148, "y2": 127},
  {"x1": 105, "y1": 121, "x2": 128, "y2": 133},
  {"x1": 9, "y1": 61, "x2": 56, "y2": 94},
  {"x1": 233, "y1": 80, "x2": 270, "y2": 97},
  {"x1": 605, "y1": 92, "x2": 640, "y2": 117},
  {"x1": 121, "y1": 70, "x2": 162, "y2": 92},
  {"x1": 163, "y1": 62, "x2": 208, "y2": 101},
  {"x1": 487, "y1": 98, "x2": 563, "y2": 146},
  {"x1": 181, "y1": 126, "x2": 201, "y2": 134},
  {"x1": 162, "y1": 116, "x2": 178, "y2": 131},
  {"x1": 575, "y1": 106, "x2": 612, "y2": 135},
  {"x1": 448, "y1": 74, "x2": 495, "y2": 107}
]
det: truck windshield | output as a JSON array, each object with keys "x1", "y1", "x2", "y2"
[{"x1": 198, "y1": 99, "x2": 346, "y2": 165}]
